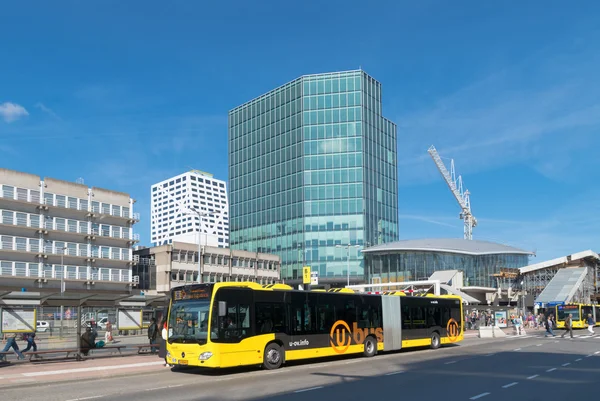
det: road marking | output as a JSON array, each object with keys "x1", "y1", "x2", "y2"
[
  {"x1": 502, "y1": 382, "x2": 518, "y2": 389},
  {"x1": 295, "y1": 386, "x2": 323, "y2": 393},
  {"x1": 575, "y1": 358, "x2": 582, "y2": 362},
  {"x1": 546, "y1": 368, "x2": 557, "y2": 372},
  {"x1": 445, "y1": 361, "x2": 457, "y2": 365},
  {"x1": 21, "y1": 361, "x2": 164, "y2": 377},
  {"x1": 527, "y1": 375, "x2": 539, "y2": 380},
  {"x1": 585, "y1": 354, "x2": 593, "y2": 358},
  {"x1": 469, "y1": 392, "x2": 491, "y2": 400},
  {"x1": 595, "y1": 351, "x2": 600, "y2": 354},
  {"x1": 514, "y1": 348, "x2": 521, "y2": 351},
  {"x1": 483, "y1": 354, "x2": 495, "y2": 357},
  {"x1": 562, "y1": 363, "x2": 571, "y2": 367},
  {"x1": 65, "y1": 397, "x2": 104, "y2": 401},
  {"x1": 536, "y1": 344, "x2": 542, "y2": 347},
  {"x1": 554, "y1": 341, "x2": 559, "y2": 343},
  {"x1": 385, "y1": 371, "x2": 404, "y2": 375}
]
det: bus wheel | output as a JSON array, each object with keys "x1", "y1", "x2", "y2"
[
  {"x1": 263, "y1": 343, "x2": 283, "y2": 370},
  {"x1": 430, "y1": 332, "x2": 441, "y2": 349},
  {"x1": 363, "y1": 336, "x2": 377, "y2": 357}
]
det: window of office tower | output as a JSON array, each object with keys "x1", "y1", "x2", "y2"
[{"x1": 229, "y1": 70, "x2": 398, "y2": 282}]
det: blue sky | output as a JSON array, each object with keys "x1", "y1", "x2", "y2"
[{"x1": 1, "y1": 1, "x2": 599, "y2": 263}]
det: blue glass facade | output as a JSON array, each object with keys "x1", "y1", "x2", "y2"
[
  {"x1": 229, "y1": 70, "x2": 398, "y2": 281},
  {"x1": 365, "y1": 251, "x2": 530, "y2": 288}
]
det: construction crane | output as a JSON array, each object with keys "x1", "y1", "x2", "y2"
[{"x1": 427, "y1": 145, "x2": 477, "y2": 240}]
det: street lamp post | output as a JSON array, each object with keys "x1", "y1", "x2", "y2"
[
  {"x1": 188, "y1": 207, "x2": 221, "y2": 284},
  {"x1": 336, "y1": 244, "x2": 361, "y2": 287},
  {"x1": 60, "y1": 246, "x2": 66, "y2": 338}
]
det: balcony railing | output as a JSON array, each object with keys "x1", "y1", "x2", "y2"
[{"x1": 0, "y1": 268, "x2": 133, "y2": 282}]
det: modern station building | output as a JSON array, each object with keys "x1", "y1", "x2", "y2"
[
  {"x1": 228, "y1": 70, "x2": 399, "y2": 284},
  {"x1": 151, "y1": 170, "x2": 229, "y2": 248},
  {"x1": 362, "y1": 238, "x2": 533, "y2": 289}
]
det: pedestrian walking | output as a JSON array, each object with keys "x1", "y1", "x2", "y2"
[
  {"x1": 586, "y1": 314, "x2": 595, "y2": 335},
  {"x1": 0, "y1": 333, "x2": 25, "y2": 361},
  {"x1": 561, "y1": 313, "x2": 573, "y2": 339},
  {"x1": 544, "y1": 315, "x2": 556, "y2": 337},
  {"x1": 21, "y1": 332, "x2": 39, "y2": 353},
  {"x1": 148, "y1": 318, "x2": 158, "y2": 353}
]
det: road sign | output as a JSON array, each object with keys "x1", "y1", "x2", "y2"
[
  {"x1": 302, "y1": 266, "x2": 311, "y2": 284},
  {"x1": 310, "y1": 271, "x2": 319, "y2": 285}
]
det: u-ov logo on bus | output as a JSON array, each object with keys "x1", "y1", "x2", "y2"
[
  {"x1": 330, "y1": 320, "x2": 352, "y2": 354},
  {"x1": 329, "y1": 320, "x2": 384, "y2": 354},
  {"x1": 447, "y1": 318, "x2": 460, "y2": 342}
]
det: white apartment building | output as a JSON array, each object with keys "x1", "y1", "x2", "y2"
[
  {"x1": 0, "y1": 168, "x2": 140, "y2": 284},
  {"x1": 151, "y1": 170, "x2": 229, "y2": 248}
]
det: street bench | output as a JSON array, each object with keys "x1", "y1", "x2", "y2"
[
  {"x1": 131, "y1": 344, "x2": 157, "y2": 354},
  {"x1": 91, "y1": 345, "x2": 127, "y2": 356}
]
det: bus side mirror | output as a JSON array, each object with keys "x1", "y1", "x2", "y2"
[{"x1": 218, "y1": 301, "x2": 227, "y2": 317}]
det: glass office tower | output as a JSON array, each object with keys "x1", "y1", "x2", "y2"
[{"x1": 228, "y1": 70, "x2": 398, "y2": 283}]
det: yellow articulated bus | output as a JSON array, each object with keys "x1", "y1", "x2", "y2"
[
  {"x1": 165, "y1": 282, "x2": 464, "y2": 370},
  {"x1": 555, "y1": 304, "x2": 600, "y2": 329}
]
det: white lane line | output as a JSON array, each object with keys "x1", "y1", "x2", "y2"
[
  {"x1": 536, "y1": 344, "x2": 542, "y2": 347},
  {"x1": 469, "y1": 392, "x2": 491, "y2": 400},
  {"x1": 585, "y1": 354, "x2": 593, "y2": 358},
  {"x1": 514, "y1": 348, "x2": 522, "y2": 351},
  {"x1": 562, "y1": 363, "x2": 571, "y2": 367},
  {"x1": 484, "y1": 354, "x2": 495, "y2": 357},
  {"x1": 66, "y1": 397, "x2": 104, "y2": 401},
  {"x1": 295, "y1": 386, "x2": 323, "y2": 393},
  {"x1": 445, "y1": 361, "x2": 457, "y2": 365},
  {"x1": 575, "y1": 358, "x2": 582, "y2": 362},
  {"x1": 22, "y1": 361, "x2": 164, "y2": 377},
  {"x1": 595, "y1": 351, "x2": 600, "y2": 354},
  {"x1": 527, "y1": 375, "x2": 539, "y2": 380},
  {"x1": 546, "y1": 368, "x2": 557, "y2": 372},
  {"x1": 502, "y1": 382, "x2": 518, "y2": 389},
  {"x1": 385, "y1": 371, "x2": 404, "y2": 376}
]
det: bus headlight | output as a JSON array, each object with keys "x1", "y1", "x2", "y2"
[{"x1": 198, "y1": 352, "x2": 213, "y2": 361}]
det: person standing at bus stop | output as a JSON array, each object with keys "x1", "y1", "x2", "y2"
[
  {"x1": 148, "y1": 318, "x2": 158, "y2": 353},
  {"x1": 561, "y1": 313, "x2": 573, "y2": 339}
]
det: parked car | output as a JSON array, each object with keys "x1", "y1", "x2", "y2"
[{"x1": 36, "y1": 321, "x2": 50, "y2": 332}]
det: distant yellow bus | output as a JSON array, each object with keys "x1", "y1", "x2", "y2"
[
  {"x1": 165, "y1": 282, "x2": 464, "y2": 370},
  {"x1": 555, "y1": 303, "x2": 600, "y2": 329}
]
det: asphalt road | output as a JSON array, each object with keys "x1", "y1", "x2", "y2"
[{"x1": 4, "y1": 333, "x2": 600, "y2": 401}]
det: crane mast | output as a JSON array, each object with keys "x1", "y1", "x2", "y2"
[{"x1": 427, "y1": 145, "x2": 477, "y2": 240}]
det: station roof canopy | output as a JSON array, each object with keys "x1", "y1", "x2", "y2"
[
  {"x1": 0, "y1": 291, "x2": 167, "y2": 308},
  {"x1": 363, "y1": 238, "x2": 533, "y2": 256},
  {"x1": 0, "y1": 275, "x2": 168, "y2": 307},
  {"x1": 519, "y1": 250, "x2": 600, "y2": 274}
]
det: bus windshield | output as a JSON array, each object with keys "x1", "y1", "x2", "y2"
[{"x1": 168, "y1": 300, "x2": 211, "y2": 344}]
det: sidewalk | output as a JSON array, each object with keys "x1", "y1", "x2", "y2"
[{"x1": 0, "y1": 353, "x2": 165, "y2": 388}]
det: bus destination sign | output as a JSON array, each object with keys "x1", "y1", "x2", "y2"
[{"x1": 173, "y1": 286, "x2": 212, "y2": 301}]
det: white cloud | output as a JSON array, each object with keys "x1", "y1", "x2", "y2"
[
  {"x1": 0, "y1": 102, "x2": 29, "y2": 123},
  {"x1": 35, "y1": 102, "x2": 61, "y2": 120}
]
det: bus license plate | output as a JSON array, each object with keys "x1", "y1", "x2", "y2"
[{"x1": 179, "y1": 360, "x2": 188, "y2": 365}]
